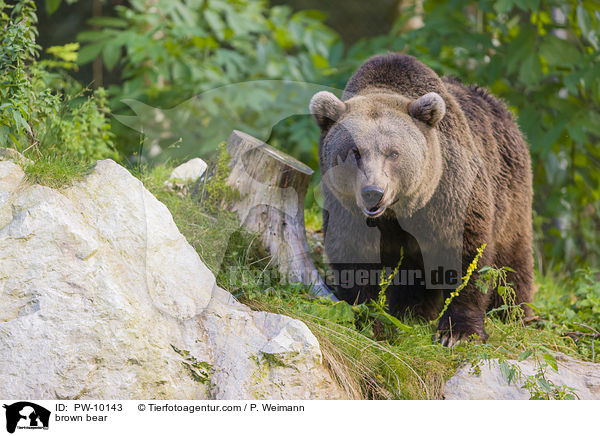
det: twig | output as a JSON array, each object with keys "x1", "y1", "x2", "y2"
[
  {"x1": 563, "y1": 331, "x2": 600, "y2": 341},
  {"x1": 523, "y1": 315, "x2": 540, "y2": 324},
  {"x1": 572, "y1": 322, "x2": 600, "y2": 337}
]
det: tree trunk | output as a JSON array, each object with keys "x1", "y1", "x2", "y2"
[{"x1": 225, "y1": 130, "x2": 336, "y2": 300}]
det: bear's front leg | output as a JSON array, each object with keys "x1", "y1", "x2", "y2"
[{"x1": 435, "y1": 301, "x2": 488, "y2": 347}]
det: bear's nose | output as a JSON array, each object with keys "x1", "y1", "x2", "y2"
[{"x1": 361, "y1": 186, "x2": 384, "y2": 209}]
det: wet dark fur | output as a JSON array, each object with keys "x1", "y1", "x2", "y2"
[{"x1": 320, "y1": 53, "x2": 534, "y2": 340}]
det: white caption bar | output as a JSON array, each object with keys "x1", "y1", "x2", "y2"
[{"x1": 0, "y1": 400, "x2": 595, "y2": 435}]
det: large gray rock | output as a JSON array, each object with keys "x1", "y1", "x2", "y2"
[
  {"x1": 444, "y1": 353, "x2": 600, "y2": 400},
  {"x1": 0, "y1": 159, "x2": 343, "y2": 400},
  {"x1": 0, "y1": 147, "x2": 33, "y2": 167}
]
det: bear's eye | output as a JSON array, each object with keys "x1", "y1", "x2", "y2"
[
  {"x1": 389, "y1": 151, "x2": 399, "y2": 159},
  {"x1": 352, "y1": 147, "x2": 361, "y2": 161}
]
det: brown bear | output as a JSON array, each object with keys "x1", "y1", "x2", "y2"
[{"x1": 310, "y1": 53, "x2": 533, "y2": 346}]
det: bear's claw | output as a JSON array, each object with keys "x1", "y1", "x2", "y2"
[
  {"x1": 434, "y1": 328, "x2": 486, "y2": 347},
  {"x1": 434, "y1": 330, "x2": 469, "y2": 347}
]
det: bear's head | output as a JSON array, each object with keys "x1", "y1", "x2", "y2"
[{"x1": 310, "y1": 89, "x2": 446, "y2": 218}]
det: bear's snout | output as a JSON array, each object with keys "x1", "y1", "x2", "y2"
[
  {"x1": 361, "y1": 185, "x2": 387, "y2": 217},
  {"x1": 361, "y1": 185, "x2": 384, "y2": 209}
]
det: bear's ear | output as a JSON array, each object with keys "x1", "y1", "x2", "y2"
[
  {"x1": 408, "y1": 92, "x2": 446, "y2": 126},
  {"x1": 309, "y1": 91, "x2": 346, "y2": 131}
]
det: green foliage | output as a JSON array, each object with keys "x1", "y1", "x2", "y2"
[
  {"x1": 77, "y1": 0, "x2": 339, "y2": 160},
  {"x1": 477, "y1": 264, "x2": 524, "y2": 322},
  {"x1": 472, "y1": 264, "x2": 580, "y2": 399},
  {"x1": 0, "y1": 0, "x2": 52, "y2": 149},
  {"x1": 493, "y1": 351, "x2": 578, "y2": 400},
  {"x1": 535, "y1": 268, "x2": 600, "y2": 358},
  {"x1": 200, "y1": 141, "x2": 239, "y2": 215},
  {"x1": 0, "y1": 0, "x2": 115, "y2": 160},
  {"x1": 367, "y1": 252, "x2": 414, "y2": 335},
  {"x1": 78, "y1": 0, "x2": 336, "y2": 90},
  {"x1": 43, "y1": 86, "x2": 115, "y2": 160}
]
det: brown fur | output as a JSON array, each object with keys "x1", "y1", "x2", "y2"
[{"x1": 311, "y1": 53, "x2": 534, "y2": 342}]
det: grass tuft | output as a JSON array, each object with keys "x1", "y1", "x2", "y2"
[{"x1": 22, "y1": 149, "x2": 93, "y2": 188}]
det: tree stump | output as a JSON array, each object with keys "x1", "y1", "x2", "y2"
[{"x1": 226, "y1": 130, "x2": 336, "y2": 300}]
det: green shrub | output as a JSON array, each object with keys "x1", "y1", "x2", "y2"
[
  {"x1": 0, "y1": 0, "x2": 115, "y2": 161},
  {"x1": 76, "y1": 0, "x2": 339, "y2": 161},
  {"x1": 535, "y1": 268, "x2": 600, "y2": 359}
]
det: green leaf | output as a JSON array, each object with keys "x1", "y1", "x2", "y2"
[
  {"x1": 45, "y1": 0, "x2": 62, "y2": 15},
  {"x1": 87, "y1": 17, "x2": 128, "y2": 29},
  {"x1": 311, "y1": 53, "x2": 328, "y2": 69},
  {"x1": 506, "y1": 28, "x2": 536, "y2": 75},
  {"x1": 518, "y1": 350, "x2": 533, "y2": 361},
  {"x1": 520, "y1": 0, "x2": 540, "y2": 11},
  {"x1": 296, "y1": 9, "x2": 326, "y2": 20},
  {"x1": 541, "y1": 119, "x2": 568, "y2": 153},
  {"x1": 46, "y1": 43, "x2": 79, "y2": 62},
  {"x1": 567, "y1": 122, "x2": 588, "y2": 144},
  {"x1": 537, "y1": 378, "x2": 553, "y2": 393},
  {"x1": 328, "y1": 40, "x2": 344, "y2": 65},
  {"x1": 102, "y1": 45, "x2": 122, "y2": 71},
  {"x1": 376, "y1": 309, "x2": 413, "y2": 333},
  {"x1": 499, "y1": 360, "x2": 515, "y2": 384},
  {"x1": 577, "y1": 5, "x2": 592, "y2": 37},
  {"x1": 204, "y1": 10, "x2": 225, "y2": 40},
  {"x1": 273, "y1": 27, "x2": 294, "y2": 49},
  {"x1": 494, "y1": 0, "x2": 516, "y2": 14},
  {"x1": 543, "y1": 353, "x2": 558, "y2": 372},
  {"x1": 518, "y1": 54, "x2": 542, "y2": 86},
  {"x1": 12, "y1": 110, "x2": 31, "y2": 135},
  {"x1": 540, "y1": 36, "x2": 581, "y2": 68},
  {"x1": 77, "y1": 31, "x2": 112, "y2": 42},
  {"x1": 574, "y1": 152, "x2": 588, "y2": 167},
  {"x1": 77, "y1": 43, "x2": 104, "y2": 64}
]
